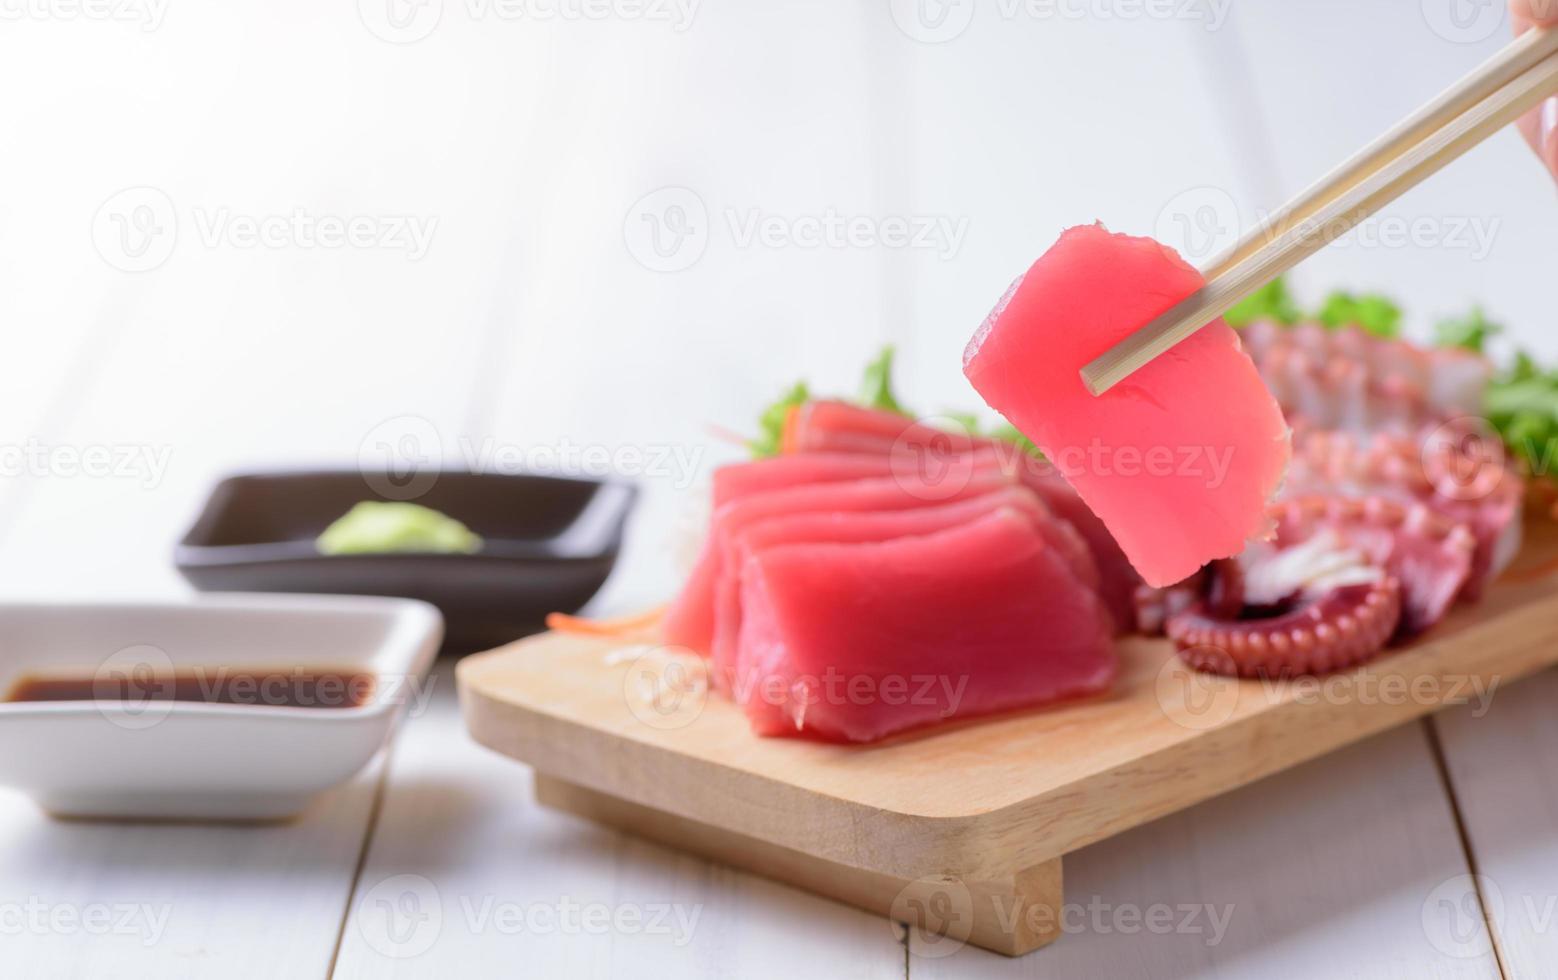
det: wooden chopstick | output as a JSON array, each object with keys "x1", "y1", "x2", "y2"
[
  {"x1": 1081, "y1": 29, "x2": 1558, "y2": 397},
  {"x1": 1204, "y1": 26, "x2": 1558, "y2": 282}
]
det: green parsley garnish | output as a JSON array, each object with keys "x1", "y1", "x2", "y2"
[
  {"x1": 1224, "y1": 277, "x2": 1303, "y2": 328},
  {"x1": 1317, "y1": 291, "x2": 1402, "y2": 338},
  {"x1": 858, "y1": 345, "x2": 911, "y2": 416},
  {"x1": 747, "y1": 380, "x2": 810, "y2": 458},
  {"x1": 1434, "y1": 306, "x2": 1502, "y2": 354}
]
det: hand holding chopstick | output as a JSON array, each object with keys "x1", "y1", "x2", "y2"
[
  {"x1": 1513, "y1": 0, "x2": 1558, "y2": 177},
  {"x1": 1081, "y1": 26, "x2": 1558, "y2": 397}
]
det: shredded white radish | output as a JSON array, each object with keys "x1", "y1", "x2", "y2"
[{"x1": 1242, "y1": 529, "x2": 1381, "y2": 605}]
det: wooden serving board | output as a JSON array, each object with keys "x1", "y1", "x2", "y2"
[{"x1": 457, "y1": 521, "x2": 1558, "y2": 956}]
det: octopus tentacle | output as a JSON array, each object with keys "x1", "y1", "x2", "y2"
[
  {"x1": 1285, "y1": 422, "x2": 1523, "y2": 597},
  {"x1": 1168, "y1": 490, "x2": 1480, "y2": 677},
  {"x1": 1165, "y1": 318, "x2": 1517, "y2": 681},
  {"x1": 1272, "y1": 494, "x2": 1475, "y2": 637},
  {"x1": 1169, "y1": 577, "x2": 1402, "y2": 678},
  {"x1": 1241, "y1": 320, "x2": 1490, "y2": 427},
  {"x1": 1168, "y1": 528, "x2": 1402, "y2": 677}
]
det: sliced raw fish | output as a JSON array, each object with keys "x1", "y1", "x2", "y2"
[
  {"x1": 702, "y1": 470, "x2": 1016, "y2": 683},
  {"x1": 1012, "y1": 459, "x2": 1142, "y2": 632},
  {"x1": 963, "y1": 223, "x2": 1291, "y2": 587},
  {"x1": 780, "y1": 399, "x2": 1141, "y2": 630},
  {"x1": 734, "y1": 485, "x2": 1098, "y2": 592},
  {"x1": 714, "y1": 486, "x2": 1100, "y2": 688},
  {"x1": 782, "y1": 400, "x2": 990, "y2": 458},
  {"x1": 737, "y1": 507, "x2": 1116, "y2": 742},
  {"x1": 663, "y1": 465, "x2": 1014, "y2": 657},
  {"x1": 667, "y1": 452, "x2": 933, "y2": 652},
  {"x1": 712, "y1": 452, "x2": 900, "y2": 507}
]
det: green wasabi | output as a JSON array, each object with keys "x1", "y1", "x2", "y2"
[{"x1": 317, "y1": 501, "x2": 483, "y2": 556}]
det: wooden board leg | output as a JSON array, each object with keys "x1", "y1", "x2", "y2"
[{"x1": 533, "y1": 773, "x2": 1063, "y2": 957}]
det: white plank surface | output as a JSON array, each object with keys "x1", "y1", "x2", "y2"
[
  {"x1": 0, "y1": 767, "x2": 384, "y2": 980},
  {"x1": 1434, "y1": 672, "x2": 1558, "y2": 978},
  {"x1": 913, "y1": 723, "x2": 1500, "y2": 979},
  {"x1": 330, "y1": 660, "x2": 907, "y2": 980}
]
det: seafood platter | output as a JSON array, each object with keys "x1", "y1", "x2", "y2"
[{"x1": 460, "y1": 226, "x2": 1557, "y2": 955}]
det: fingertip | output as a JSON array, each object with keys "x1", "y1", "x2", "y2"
[
  {"x1": 1542, "y1": 97, "x2": 1558, "y2": 181},
  {"x1": 1518, "y1": 110, "x2": 1541, "y2": 153},
  {"x1": 1511, "y1": 0, "x2": 1558, "y2": 28}
]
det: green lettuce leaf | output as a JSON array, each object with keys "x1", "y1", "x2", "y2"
[
  {"x1": 1434, "y1": 306, "x2": 1502, "y2": 354},
  {"x1": 747, "y1": 380, "x2": 809, "y2": 458},
  {"x1": 1511, "y1": 350, "x2": 1542, "y2": 383},
  {"x1": 990, "y1": 422, "x2": 1044, "y2": 460},
  {"x1": 1317, "y1": 291, "x2": 1402, "y2": 338},
  {"x1": 859, "y1": 345, "x2": 911, "y2": 416},
  {"x1": 1484, "y1": 353, "x2": 1558, "y2": 475},
  {"x1": 938, "y1": 411, "x2": 983, "y2": 435},
  {"x1": 1224, "y1": 277, "x2": 1303, "y2": 328}
]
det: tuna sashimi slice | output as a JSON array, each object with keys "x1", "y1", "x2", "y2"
[
  {"x1": 664, "y1": 463, "x2": 1015, "y2": 657},
  {"x1": 784, "y1": 400, "x2": 974, "y2": 456},
  {"x1": 736, "y1": 507, "x2": 1117, "y2": 742},
  {"x1": 964, "y1": 224, "x2": 1291, "y2": 587},
  {"x1": 715, "y1": 486, "x2": 1100, "y2": 694},
  {"x1": 665, "y1": 452, "x2": 922, "y2": 652},
  {"x1": 700, "y1": 470, "x2": 1016, "y2": 682},
  {"x1": 782, "y1": 399, "x2": 1142, "y2": 631},
  {"x1": 711, "y1": 452, "x2": 899, "y2": 508},
  {"x1": 1012, "y1": 457, "x2": 1142, "y2": 632},
  {"x1": 775, "y1": 401, "x2": 1134, "y2": 629}
]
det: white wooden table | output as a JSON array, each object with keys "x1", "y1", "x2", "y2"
[{"x1": 0, "y1": 1, "x2": 1554, "y2": 976}]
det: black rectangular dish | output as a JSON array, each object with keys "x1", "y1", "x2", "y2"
[{"x1": 176, "y1": 470, "x2": 636, "y2": 652}]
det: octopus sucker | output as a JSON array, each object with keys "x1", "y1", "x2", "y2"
[
  {"x1": 1165, "y1": 515, "x2": 1417, "y2": 677},
  {"x1": 1169, "y1": 577, "x2": 1402, "y2": 678},
  {"x1": 1165, "y1": 478, "x2": 1486, "y2": 677},
  {"x1": 1251, "y1": 322, "x2": 1522, "y2": 598}
]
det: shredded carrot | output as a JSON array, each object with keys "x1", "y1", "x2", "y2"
[
  {"x1": 705, "y1": 423, "x2": 750, "y2": 447},
  {"x1": 778, "y1": 402, "x2": 803, "y2": 455},
  {"x1": 545, "y1": 606, "x2": 666, "y2": 638}
]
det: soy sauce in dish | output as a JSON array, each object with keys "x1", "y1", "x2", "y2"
[{"x1": 3, "y1": 667, "x2": 376, "y2": 709}]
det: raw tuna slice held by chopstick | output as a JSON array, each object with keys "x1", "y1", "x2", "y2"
[{"x1": 964, "y1": 223, "x2": 1292, "y2": 587}]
